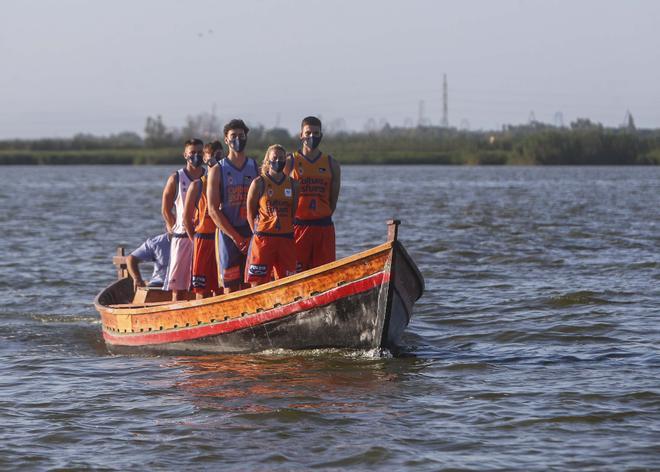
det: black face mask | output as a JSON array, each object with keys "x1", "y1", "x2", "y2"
[
  {"x1": 302, "y1": 135, "x2": 322, "y2": 150},
  {"x1": 230, "y1": 137, "x2": 247, "y2": 153},
  {"x1": 270, "y1": 159, "x2": 286, "y2": 173},
  {"x1": 189, "y1": 152, "x2": 203, "y2": 168}
]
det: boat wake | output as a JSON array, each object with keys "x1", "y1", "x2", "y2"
[
  {"x1": 251, "y1": 347, "x2": 393, "y2": 359},
  {"x1": 0, "y1": 311, "x2": 100, "y2": 324}
]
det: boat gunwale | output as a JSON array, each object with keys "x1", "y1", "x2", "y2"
[{"x1": 94, "y1": 240, "x2": 394, "y2": 315}]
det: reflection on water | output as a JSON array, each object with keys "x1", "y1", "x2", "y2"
[{"x1": 169, "y1": 352, "x2": 402, "y2": 416}]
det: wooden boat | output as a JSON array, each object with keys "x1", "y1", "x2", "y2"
[{"x1": 95, "y1": 220, "x2": 424, "y2": 354}]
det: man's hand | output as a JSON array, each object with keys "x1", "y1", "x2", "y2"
[
  {"x1": 235, "y1": 234, "x2": 250, "y2": 254},
  {"x1": 133, "y1": 278, "x2": 146, "y2": 292}
]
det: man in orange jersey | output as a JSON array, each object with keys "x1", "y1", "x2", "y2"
[
  {"x1": 183, "y1": 140, "x2": 223, "y2": 299},
  {"x1": 162, "y1": 138, "x2": 206, "y2": 301},
  {"x1": 284, "y1": 116, "x2": 340, "y2": 272},
  {"x1": 245, "y1": 145, "x2": 299, "y2": 286},
  {"x1": 207, "y1": 119, "x2": 259, "y2": 292}
]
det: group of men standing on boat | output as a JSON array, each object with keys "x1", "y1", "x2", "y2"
[{"x1": 127, "y1": 116, "x2": 340, "y2": 301}]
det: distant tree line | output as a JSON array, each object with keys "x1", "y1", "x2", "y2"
[{"x1": 1, "y1": 113, "x2": 659, "y2": 165}]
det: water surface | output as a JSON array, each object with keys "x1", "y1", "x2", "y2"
[{"x1": 1, "y1": 165, "x2": 659, "y2": 470}]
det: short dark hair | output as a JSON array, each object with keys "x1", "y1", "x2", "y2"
[
  {"x1": 204, "y1": 140, "x2": 223, "y2": 154},
  {"x1": 223, "y1": 119, "x2": 250, "y2": 137},
  {"x1": 184, "y1": 138, "x2": 203, "y2": 149},
  {"x1": 301, "y1": 116, "x2": 322, "y2": 130}
]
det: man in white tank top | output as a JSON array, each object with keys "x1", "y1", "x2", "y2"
[{"x1": 161, "y1": 138, "x2": 206, "y2": 301}]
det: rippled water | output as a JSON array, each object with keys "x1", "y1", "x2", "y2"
[{"x1": 1, "y1": 165, "x2": 659, "y2": 470}]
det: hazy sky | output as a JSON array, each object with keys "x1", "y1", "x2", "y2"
[{"x1": 1, "y1": 0, "x2": 659, "y2": 138}]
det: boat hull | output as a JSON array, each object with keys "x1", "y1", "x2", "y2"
[
  {"x1": 96, "y1": 234, "x2": 424, "y2": 355},
  {"x1": 106, "y1": 284, "x2": 382, "y2": 354}
]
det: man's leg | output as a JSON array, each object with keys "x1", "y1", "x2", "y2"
[
  {"x1": 192, "y1": 238, "x2": 217, "y2": 299},
  {"x1": 311, "y1": 224, "x2": 336, "y2": 268},
  {"x1": 273, "y1": 238, "x2": 297, "y2": 280},
  {"x1": 167, "y1": 236, "x2": 193, "y2": 301},
  {"x1": 294, "y1": 224, "x2": 313, "y2": 273},
  {"x1": 245, "y1": 235, "x2": 273, "y2": 287}
]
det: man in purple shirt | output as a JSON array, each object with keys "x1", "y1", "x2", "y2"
[{"x1": 126, "y1": 233, "x2": 171, "y2": 290}]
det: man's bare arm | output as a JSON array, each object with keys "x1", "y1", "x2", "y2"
[
  {"x1": 246, "y1": 177, "x2": 263, "y2": 234},
  {"x1": 283, "y1": 153, "x2": 294, "y2": 177},
  {"x1": 126, "y1": 255, "x2": 145, "y2": 290},
  {"x1": 206, "y1": 164, "x2": 246, "y2": 244},
  {"x1": 292, "y1": 179, "x2": 299, "y2": 220},
  {"x1": 183, "y1": 179, "x2": 200, "y2": 241},
  {"x1": 161, "y1": 174, "x2": 177, "y2": 233},
  {"x1": 330, "y1": 157, "x2": 341, "y2": 213}
]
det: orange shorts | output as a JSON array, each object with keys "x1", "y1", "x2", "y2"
[
  {"x1": 191, "y1": 234, "x2": 220, "y2": 293},
  {"x1": 245, "y1": 234, "x2": 297, "y2": 284},
  {"x1": 294, "y1": 223, "x2": 335, "y2": 272}
]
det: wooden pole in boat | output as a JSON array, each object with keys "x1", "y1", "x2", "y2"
[
  {"x1": 387, "y1": 219, "x2": 400, "y2": 242},
  {"x1": 112, "y1": 247, "x2": 128, "y2": 280}
]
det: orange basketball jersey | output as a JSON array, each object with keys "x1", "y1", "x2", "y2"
[
  {"x1": 290, "y1": 151, "x2": 334, "y2": 222},
  {"x1": 254, "y1": 174, "x2": 295, "y2": 236},
  {"x1": 194, "y1": 176, "x2": 216, "y2": 234}
]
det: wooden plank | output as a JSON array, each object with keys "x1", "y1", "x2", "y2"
[
  {"x1": 113, "y1": 247, "x2": 128, "y2": 279},
  {"x1": 387, "y1": 219, "x2": 401, "y2": 242}
]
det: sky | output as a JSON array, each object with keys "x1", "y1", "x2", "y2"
[{"x1": 1, "y1": 0, "x2": 659, "y2": 138}]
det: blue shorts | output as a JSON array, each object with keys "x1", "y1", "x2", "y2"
[{"x1": 217, "y1": 225, "x2": 252, "y2": 287}]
